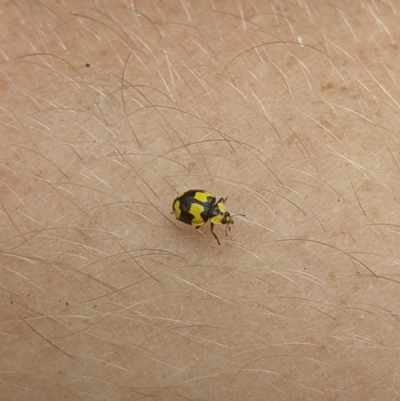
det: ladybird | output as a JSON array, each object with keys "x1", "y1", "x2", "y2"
[{"x1": 172, "y1": 189, "x2": 238, "y2": 245}]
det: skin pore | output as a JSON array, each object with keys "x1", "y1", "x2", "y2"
[{"x1": 1, "y1": 1, "x2": 400, "y2": 400}]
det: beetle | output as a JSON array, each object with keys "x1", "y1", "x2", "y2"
[{"x1": 172, "y1": 189, "x2": 238, "y2": 245}]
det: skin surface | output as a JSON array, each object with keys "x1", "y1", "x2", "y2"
[{"x1": 1, "y1": 1, "x2": 400, "y2": 400}]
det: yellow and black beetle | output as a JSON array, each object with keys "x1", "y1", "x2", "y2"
[{"x1": 172, "y1": 189, "x2": 239, "y2": 245}]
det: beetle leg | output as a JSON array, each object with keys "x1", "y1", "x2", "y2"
[
  {"x1": 217, "y1": 197, "x2": 228, "y2": 204},
  {"x1": 225, "y1": 221, "x2": 232, "y2": 237},
  {"x1": 210, "y1": 222, "x2": 221, "y2": 245}
]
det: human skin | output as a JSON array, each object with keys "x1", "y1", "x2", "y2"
[{"x1": 1, "y1": 1, "x2": 400, "y2": 400}]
